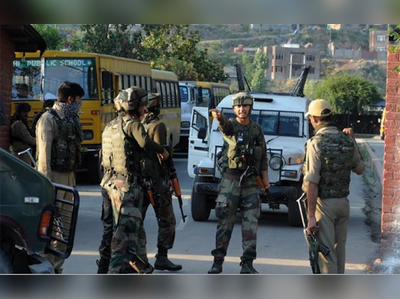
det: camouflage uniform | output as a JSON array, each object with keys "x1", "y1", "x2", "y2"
[
  {"x1": 302, "y1": 123, "x2": 365, "y2": 274},
  {"x1": 210, "y1": 103, "x2": 268, "y2": 272},
  {"x1": 106, "y1": 88, "x2": 165, "y2": 274},
  {"x1": 137, "y1": 109, "x2": 181, "y2": 271}
]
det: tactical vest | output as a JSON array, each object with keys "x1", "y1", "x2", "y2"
[
  {"x1": 223, "y1": 120, "x2": 263, "y2": 171},
  {"x1": 112, "y1": 118, "x2": 143, "y2": 178},
  {"x1": 313, "y1": 131, "x2": 355, "y2": 199},
  {"x1": 141, "y1": 119, "x2": 162, "y2": 180},
  {"x1": 50, "y1": 110, "x2": 82, "y2": 172},
  {"x1": 101, "y1": 117, "x2": 119, "y2": 172}
]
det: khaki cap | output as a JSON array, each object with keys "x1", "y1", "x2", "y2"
[{"x1": 306, "y1": 99, "x2": 332, "y2": 117}]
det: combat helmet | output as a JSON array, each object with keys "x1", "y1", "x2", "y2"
[
  {"x1": 232, "y1": 92, "x2": 253, "y2": 107},
  {"x1": 114, "y1": 86, "x2": 148, "y2": 112},
  {"x1": 146, "y1": 93, "x2": 161, "y2": 115}
]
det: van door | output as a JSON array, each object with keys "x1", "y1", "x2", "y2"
[{"x1": 187, "y1": 107, "x2": 210, "y2": 177}]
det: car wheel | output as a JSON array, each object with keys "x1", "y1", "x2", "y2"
[{"x1": 191, "y1": 177, "x2": 211, "y2": 221}]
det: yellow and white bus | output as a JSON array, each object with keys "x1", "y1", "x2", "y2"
[
  {"x1": 178, "y1": 81, "x2": 231, "y2": 150},
  {"x1": 151, "y1": 69, "x2": 181, "y2": 150},
  {"x1": 12, "y1": 51, "x2": 180, "y2": 183}
]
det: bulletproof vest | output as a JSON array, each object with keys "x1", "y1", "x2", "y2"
[
  {"x1": 50, "y1": 110, "x2": 82, "y2": 172},
  {"x1": 112, "y1": 117, "x2": 143, "y2": 178},
  {"x1": 101, "y1": 117, "x2": 120, "y2": 172},
  {"x1": 141, "y1": 119, "x2": 162, "y2": 180},
  {"x1": 224, "y1": 119, "x2": 263, "y2": 171},
  {"x1": 314, "y1": 131, "x2": 355, "y2": 199}
]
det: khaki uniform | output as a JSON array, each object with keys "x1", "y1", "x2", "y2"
[
  {"x1": 10, "y1": 120, "x2": 36, "y2": 165},
  {"x1": 35, "y1": 104, "x2": 81, "y2": 273},
  {"x1": 211, "y1": 114, "x2": 268, "y2": 264},
  {"x1": 303, "y1": 125, "x2": 365, "y2": 274}
]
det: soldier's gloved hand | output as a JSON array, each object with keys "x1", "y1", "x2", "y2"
[{"x1": 209, "y1": 109, "x2": 221, "y2": 119}]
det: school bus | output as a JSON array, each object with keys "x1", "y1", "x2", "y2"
[
  {"x1": 12, "y1": 51, "x2": 180, "y2": 183},
  {"x1": 151, "y1": 69, "x2": 181, "y2": 150},
  {"x1": 178, "y1": 81, "x2": 231, "y2": 150}
]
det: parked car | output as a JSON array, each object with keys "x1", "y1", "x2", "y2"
[{"x1": 0, "y1": 148, "x2": 80, "y2": 273}]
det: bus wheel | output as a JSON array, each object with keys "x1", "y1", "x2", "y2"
[{"x1": 88, "y1": 154, "x2": 103, "y2": 184}]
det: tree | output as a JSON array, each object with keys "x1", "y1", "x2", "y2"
[
  {"x1": 313, "y1": 74, "x2": 381, "y2": 114},
  {"x1": 251, "y1": 51, "x2": 268, "y2": 91},
  {"x1": 33, "y1": 24, "x2": 64, "y2": 50},
  {"x1": 79, "y1": 24, "x2": 141, "y2": 58}
]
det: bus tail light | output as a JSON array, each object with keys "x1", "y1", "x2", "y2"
[{"x1": 91, "y1": 110, "x2": 100, "y2": 115}]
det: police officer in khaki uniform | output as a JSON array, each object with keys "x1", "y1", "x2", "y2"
[
  {"x1": 208, "y1": 92, "x2": 269, "y2": 274},
  {"x1": 10, "y1": 103, "x2": 36, "y2": 165},
  {"x1": 303, "y1": 99, "x2": 365, "y2": 274},
  {"x1": 36, "y1": 81, "x2": 84, "y2": 274},
  {"x1": 105, "y1": 87, "x2": 169, "y2": 274},
  {"x1": 137, "y1": 93, "x2": 182, "y2": 272}
]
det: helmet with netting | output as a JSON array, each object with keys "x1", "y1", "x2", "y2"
[
  {"x1": 114, "y1": 86, "x2": 148, "y2": 111},
  {"x1": 146, "y1": 93, "x2": 161, "y2": 114},
  {"x1": 231, "y1": 92, "x2": 253, "y2": 107}
]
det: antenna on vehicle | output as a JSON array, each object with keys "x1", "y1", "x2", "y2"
[{"x1": 290, "y1": 65, "x2": 310, "y2": 97}]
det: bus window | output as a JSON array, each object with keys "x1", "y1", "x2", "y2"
[
  {"x1": 123, "y1": 75, "x2": 129, "y2": 89},
  {"x1": 44, "y1": 58, "x2": 98, "y2": 100},
  {"x1": 180, "y1": 86, "x2": 189, "y2": 102},
  {"x1": 141, "y1": 77, "x2": 146, "y2": 90},
  {"x1": 161, "y1": 82, "x2": 167, "y2": 107},
  {"x1": 12, "y1": 59, "x2": 41, "y2": 100},
  {"x1": 166, "y1": 83, "x2": 171, "y2": 107},
  {"x1": 170, "y1": 83, "x2": 176, "y2": 107}
]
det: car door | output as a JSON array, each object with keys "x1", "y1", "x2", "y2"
[{"x1": 187, "y1": 107, "x2": 210, "y2": 177}]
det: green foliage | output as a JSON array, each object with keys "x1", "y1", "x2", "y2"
[
  {"x1": 241, "y1": 53, "x2": 255, "y2": 83},
  {"x1": 79, "y1": 24, "x2": 140, "y2": 58},
  {"x1": 313, "y1": 74, "x2": 381, "y2": 114},
  {"x1": 33, "y1": 24, "x2": 64, "y2": 50},
  {"x1": 389, "y1": 25, "x2": 400, "y2": 72},
  {"x1": 251, "y1": 51, "x2": 268, "y2": 91}
]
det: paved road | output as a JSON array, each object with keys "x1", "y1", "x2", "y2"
[
  {"x1": 63, "y1": 155, "x2": 378, "y2": 274},
  {"x1": 365, "y1": 137, "x2": 384, "y2": 165}
]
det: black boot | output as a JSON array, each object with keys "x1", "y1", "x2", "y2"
[
  {"x1": 96, "y1": 258, "x2": 110, "y2": 274},
  {"x1": 240, "y1": 261, "x2": 258, "y2": 274},
  {"x1": 154, "y1": 254, "x2": 183, "y2": 272},
  {"x1": 208, "y1": 258, "x2": 224, "y2": 274}
]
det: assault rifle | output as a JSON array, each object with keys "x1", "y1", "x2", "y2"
[
  {"x1": 239, "y1": 149, "x2": 269, "y2": 195},
  {"x1": 142, "y1": 178, "x2": 160, "y2": 221},
  {"x1": 296, "y1": 193, "x2": 330, "y2": 274},
  {"x1": 164, "y1": 146, "x2": 187, "y2": 222}
]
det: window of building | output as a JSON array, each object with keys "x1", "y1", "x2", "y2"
[
  {"x1": 309, "y1": 67, "x2": 315, "y2": 74},
  {"x1": 377, "y1": 46, "x2": 386, "y2": 52},
  {"x1": 275, "y1": 53, "x2": 284, "y2": 60},
  {"x1": 275, "y1": 66, "x2": 283, "y2": 72},
  {"x1": 306, "y1": 55, "x2": 315, "y2": 61},
  {"x1": 377, "y1": 35, "x2": 386, "y2": 42}
]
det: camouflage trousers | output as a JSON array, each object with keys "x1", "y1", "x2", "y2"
[
  {"x1": 137, "y1": 191, "x2": 177, "y2": 261},
  {"x1": 211, "y1": 174, "x2": 261, "y2": 263},
  {"x1": 98, "y1": 188, "x2": 113, "y2": 261},
  {"x1": 108, "y1": 183, "x2": 144, "y2": 274}
]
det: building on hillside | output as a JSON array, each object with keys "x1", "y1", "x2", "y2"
[
  {"x1": 0, "y1": 24, "x2": 46, "y2": 150},
  {"x1": 265, "y1": 44, "x2": 321, "y2": 80},
  {"x1": 233, "y1": 44, "x2": 260, "y2": 55},
  {"x1": 327, "y1": 24, "x2": 370, "y2": 31},
  {"x1": 370, "y1": 29, "x2": 388, "y2": 61}
]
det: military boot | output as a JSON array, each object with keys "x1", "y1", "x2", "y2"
[
  {"x1": 154, "y1": 254, "x2": 183, "y2": 272},
  {"x1": 208, "y1": 258, "x2": 224, "y2": 274},
  {"x1": 96, "y1": 258, "x2": 110, "y2": 274},
  {"x1": 240, "y1": 261, "x2": 259, "y2": 274}
]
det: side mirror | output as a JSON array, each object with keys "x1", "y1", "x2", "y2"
[
  {"x1": 102, "y1": 71, "x2": 112, "y2": 90},
  {"x1": 197, "y1": 127, "x2": 207, "y2": 140}
]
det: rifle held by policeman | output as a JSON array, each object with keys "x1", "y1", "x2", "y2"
[
  {"x1": 143, "y1": 179, "x2": 160, "y2": 220},
  {"x1": 297, "y1": 193, "x2": 330, "y2": 274},
  {"x1": 239, "y1": 149, "x2": 269, "y2": 195},
  {"x1": 164, "y1": 146, "x2": 187, "y2": 222}
]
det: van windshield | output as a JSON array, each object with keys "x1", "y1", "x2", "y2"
[{"x1": 221, "y1": 108, "x2": 304, "y2": 137}]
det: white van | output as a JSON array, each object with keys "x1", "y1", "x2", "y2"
[{"x1": 188, "y1": 92, "x2": 311, "y2": 226}]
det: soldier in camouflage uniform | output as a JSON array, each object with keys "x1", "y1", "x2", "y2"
[
  {"x1": 36, "y1": 81, "x2": 84, "y2": 274},
  {"x1": 208, "y1": 92, "x2": 269, "y2": 274},
  {"x1": 96, "y1": 100, "x2": 125, "y2": 274},
  {"x1": 137, "y1": 93, "x2": 182, "y2": 272},
  {"x1": 303, "y1": 99, "x2": 365, "y2": 274},
  {"x1": 105, "y1": 87, "x2": 170, "y2": 274}
]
